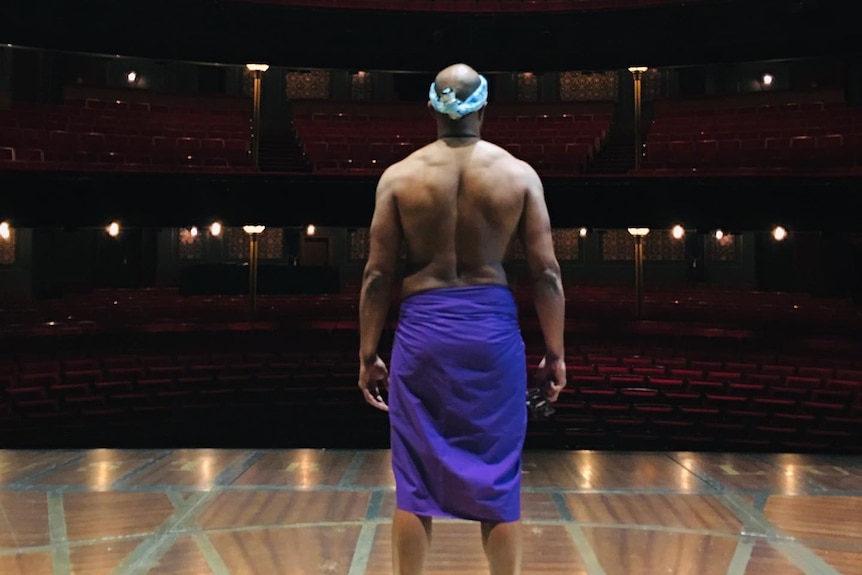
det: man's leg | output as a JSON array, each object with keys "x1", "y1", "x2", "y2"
[
  {"x1": 392, "y1": 509, "x2": 433, "y2": 575},
  {"x1": 481, "y1": 520, "x2": 522, "y2": 575}
]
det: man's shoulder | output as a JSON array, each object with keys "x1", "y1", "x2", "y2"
[
  {"x1": 379, "y1": 153, "x2": 418, "y2": 185},
  {"x1": 476, "y1": 140, "x2": 537, "y2": 179},
  {"x1": 378, "y1": 143, "x2": 434, "y2": 185}
]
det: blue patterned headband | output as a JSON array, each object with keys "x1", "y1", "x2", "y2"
[{"x1": 429, "y1": 74, "x2": 488, "y2": 120}]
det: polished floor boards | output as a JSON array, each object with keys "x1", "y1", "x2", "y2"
[{"x1": 1, "y1": 449, "x2": 861, "y2": 574}]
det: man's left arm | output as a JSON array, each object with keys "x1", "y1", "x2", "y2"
[{"x1": 358, "y1": 172, "x2": 402, "y2": 410}]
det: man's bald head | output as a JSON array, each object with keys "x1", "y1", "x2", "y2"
[
  {"x1": 433, "y1": 63, "x2": 483, "y2": 101},
  {"x1": 428, "y1": 63, "x2": 488, "y2": 129}
]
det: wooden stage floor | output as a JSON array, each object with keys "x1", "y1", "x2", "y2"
[{"x1": 1, "y1": 449, "x2": 861, "y2": 575}]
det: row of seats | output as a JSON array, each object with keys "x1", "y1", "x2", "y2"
[
  {"x1": 3, "y1": 285, "x2": 862, "y2": 332},
  {"x1": 296, "y1": 113, "x2": 610, "y2": 125},
  {"x1": 650, "y1": 117, "x2": 861, "y2": 141},
  {"x1": 1, "y1": 134, "x2": 250, "y2": 163},
  {"x1": 630, "y1": 166, "x2": 862, "y2": 176},
  {"x1": 1, "y1": 342, "x2": 859, "y2": 451},
  {"x1": 649, "y1": 125, "x2": 860, "y2": 140},
  {"x1": 242, "y1": 0, "x2": 716, "y2": 12},
  {"x1": 644, "y1": 98, "x2": 862, "y2": 171},
  {"x1": 3, "y1": 372, "x2": 859, "y2": 419},
  {"x1": 3, "y1": 333, "x2": 861, "y2": 372},
  {"x1": 294, "y1": 110, "x2": 611, "y2": 175},
  {"x1": 534, "y1": 404, "x2": 861, "y2": 452},
  {"x1": 645, "y1": 135, "x2": 861, "y2": 169},
  {"x1": 5, "y1": 353, "x2": 861, "y2": 388},
  {"x1": 1, "y1": 103, "x2": 250, "y2": 137},
  {"x1": 0, "y1": 131, "x2": 250, "y2": 153},
  {"x1": 305, "y1": 141, "x2": 595, "y2": 174},
  {"x1": 1, "y1": 99, "x2": 253, "y2": 172},
  {"x1": 0, "y1": 148, "x2": 254, "y2": 172},
  {"x1": 65, "y1": 96, "x2": 249, "y2": 116},
  {"x1": 298, "y1": 122, "x2": 608, "y2": 144},
  {"x1": 650, "y1": 100, "x2": 855, "y2": 120}
]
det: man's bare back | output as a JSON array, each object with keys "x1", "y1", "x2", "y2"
[
  {"x1": 379, "y1": 137, "x2": 540, "y2": 299},
  {"x1": 359, "y1": 62, "x2": 564, "y2": 413}
]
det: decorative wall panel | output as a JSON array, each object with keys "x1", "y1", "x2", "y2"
[
  {"x1": 0, "y1": 229, "x2": 14, "y2": 265},
  {"x1": 601, "y1": 229, "x2": 684, "y2": 261},
  {"x1": 225, "y1": 227, "x2": 285, "y2": 261},
  {"x1": 641, "y1": 68, "x2": 663, "y2": 102},
  {"x1": 177, "y1": 228, "x2": 203, "y2": 260},
  {"x1": 286, "y1": 70, "x2": 330, "y2": 100},
  {"x1": 553, "y1": 229, "x2": 580, "y2": 261},
  {"x1": 559, "y1": 71, "x2": 618, "y2": 102},
  {"x1": 241, "y1": 68, "x2": 254, "y2": 97},
  {"x1": 349, "y1": 228, "x2": 370, "y2": 261},
  {"x1": 706, "y1": 233, "x2": 738, "y2": 262},
  {"x1": 644, "y1": 231, "x2": 685, "y2": 261},
  {"x1": 601, "y1": 229, "x2": 632, "y2": 261},
  {"x1": 225, "y1": 227, "x2": 248, "y2": 260},
  {"x1": 351, "y1": 71, "x2": 374, "y2": 101},
  {"x1": 507, "y1": 229, "x2": 580, "y2": 261},
  {"x1": 349, "y1": 228, "x2": 408, "y2": 261},
  {"x1": 517, "y1": 73, "x2": 539, "y2": 102}
]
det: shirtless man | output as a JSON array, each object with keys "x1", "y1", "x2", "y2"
[{"x1": 358, "y1": 63, "x2": 566, "y2": 575}]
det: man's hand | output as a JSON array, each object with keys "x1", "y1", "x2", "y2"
[
  {"x1": 359, "y1": 355, "x2": 390, "y2": 412},
  {"x1": 535, "y1": 356, "x2": 566, "y2": 402}
]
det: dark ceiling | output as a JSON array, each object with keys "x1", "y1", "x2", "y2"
[{"x1": 0, "y1": 0, "x2": 855, "y2": 71}]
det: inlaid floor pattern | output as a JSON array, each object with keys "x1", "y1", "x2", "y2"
[{"x1": 1, "y1": 449, "x2": 861, "y2": 574}]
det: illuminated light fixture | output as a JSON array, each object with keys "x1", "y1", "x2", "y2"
[
  {"x1": 578, "y1": 227, "x2": 588, "y2": 238},
  {"x1": 245, "y1": 63, "x2": 270, "y2": 73},
  {"x1": 671, "y1": 225, "x2": 685, "y2": 240},
  {"x1": 0, "y1": 221, "x2": 10, "y2": 241},
  {"x1": 106, "y1": 221, "x2": 120, "y2": 237},
  {"x1": 209, "y1": 221, "x2": 222, "y2": 236},
  {"x1": 714, "y1": 229, "x2": 724, "y2": 240},
  {"x1": 762, "y1": 73, "x2": 774, "y2": 86},
  {"x1": 627, "y1": 228, "x2": 650, "y2": 237},
  {"x1": 189, "y1": 226, "x2": 199, "y2": 237},
  {"x1": 306, "y1": 224, "x2": 317, "y2": 236},
  {"x1": 772, "y1": 225, "x2": 787, "y2": 241},
  {"x1": 127, "y1": 71, "x2": 137, "y2": 84},
  {"x1": 243, "y1": 225, "x2": 266, "y2": 235},
  {"x1": 628, "y1": 66, "x2": 648, "y2": 74}
]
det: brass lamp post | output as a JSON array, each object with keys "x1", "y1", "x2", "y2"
[
  {"x1": 243, "y1": 225, "x2": 265, "y2": 313},
  {"x1": 246, "y1": 64, "x2": 270, "y2": 167}
]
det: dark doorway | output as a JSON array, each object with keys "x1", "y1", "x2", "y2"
[{"x1": 301, "y1": 237, "x2": 330, "y2": 266}]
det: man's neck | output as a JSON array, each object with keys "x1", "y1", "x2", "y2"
[{"x1": 438, "y1": 131, "x2": 480, "y2": 140}]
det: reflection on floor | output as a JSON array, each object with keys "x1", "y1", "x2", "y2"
[{"x1": 1, "y1": 449, "x2": 861, "y2": 574}]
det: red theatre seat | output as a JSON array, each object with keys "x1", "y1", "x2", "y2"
[
  {"x1": 0, "y1": 93, "x2": 255, "y2": 174},
  {"x1": 237, "y1": 0, "x2": 720, "y2": 12},
  {"x1": 292, "y1": 100, "x2": 613, "y2": 176},
  {"x1": 641, "y1": 91, "x2": 862, "y2": 174}
]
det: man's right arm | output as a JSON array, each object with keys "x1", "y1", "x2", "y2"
[{"x1": 518, "y1": 164, "x2": 566, "y2": 396}]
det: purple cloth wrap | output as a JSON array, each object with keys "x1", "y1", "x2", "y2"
[{"x1": 389, "y1": 285, "x2": 526, "y2": 523}]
